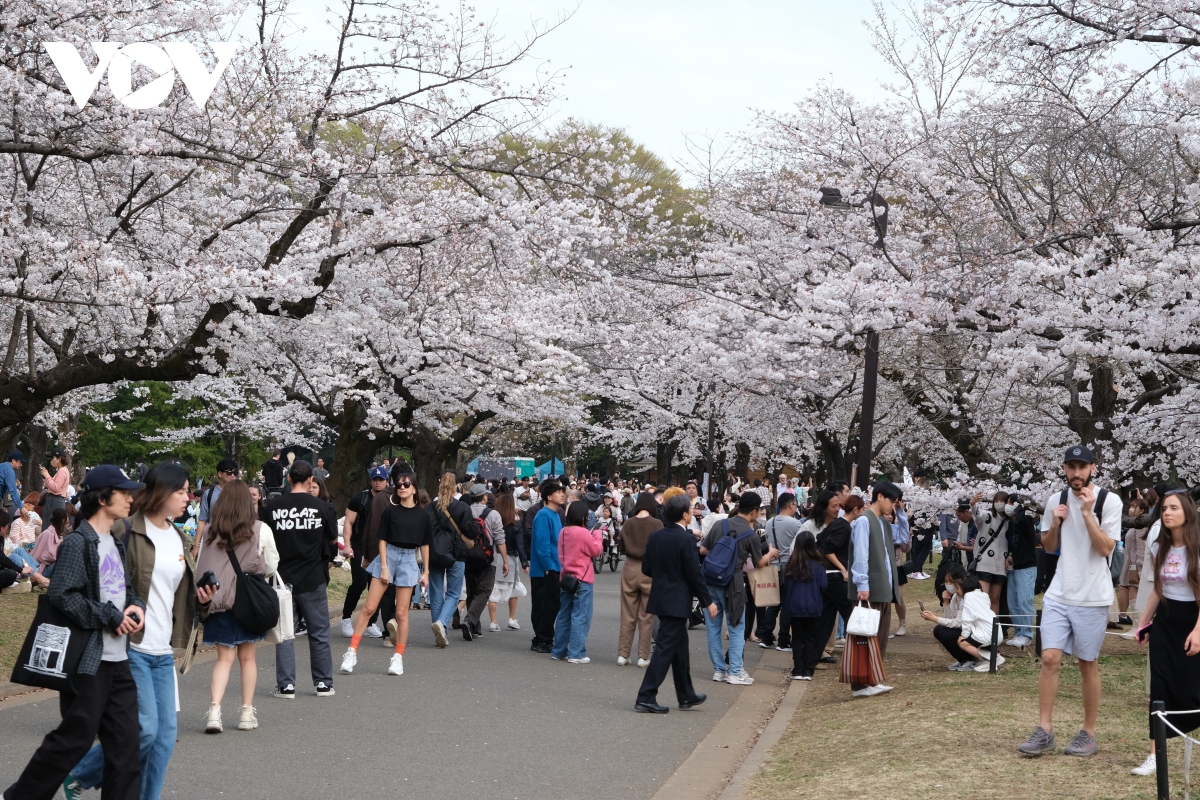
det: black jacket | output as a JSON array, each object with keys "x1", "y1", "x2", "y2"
[{"x1": 643, "y1": 522, "x2": 712, "y2": 618}]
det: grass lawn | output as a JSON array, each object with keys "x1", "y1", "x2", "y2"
[
  {"x1": 0, "y1": 564, "x2": 356, "y2": 679},
  {"x1": 747, "y1": 572, "x2": 1179, "y2": 800}
]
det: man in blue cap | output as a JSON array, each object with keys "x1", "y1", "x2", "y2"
[
  {"x1": 4, "y1": 465, "x2": 146, "y2": 800},
  {"x1": 0, "y1": 450, "x2": 25, "y2": 517},
  {"x1": 339, "y1": 466, "x2": 390, "y2": 638}
]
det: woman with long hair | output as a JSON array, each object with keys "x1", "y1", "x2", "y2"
[
  {"x1": 339, "y1": 469, "x2": 430, "y2": 676},
  {"x1": 782, "y1": 530, "x2": 827, "y2": 680},
  {"x1": 196, "y1": 480, "x2": 276, "y2": 733},
  {"x1": 66, "y1": 461, "x2": 215, "y2": 798},
  {"x1": 816, "y1": 494, "x2": 861, "y2": 653},
  {"x1": 617, "y1": 492, "x2": 661, "y2": 667},
  {"x1": 550, "y1": 501, "x2": 604, "y2": 663},
  {"x1": 1132, "y1": 489, "x2": 1200, "y2": 776},
  {"x1": 487, "y1": 491, "x2": 527, "y2": 632},
  {"x1": 427, "y1": 470, "x2": 473, "y2": 648}
]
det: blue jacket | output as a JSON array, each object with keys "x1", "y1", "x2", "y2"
[
  {"x1": 782, "y1": 560, "x2": 828, "y2": 618},
  {"x1": 530, "y1": 506, "x2": 563, "y2": 578},
  {"x1": 0, "y1": 462, "x2": 19, "y2": 512}
]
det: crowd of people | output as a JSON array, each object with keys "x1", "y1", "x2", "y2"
[{"x1": 1, "y1": 441, "x2": 1198, "y2": 798}]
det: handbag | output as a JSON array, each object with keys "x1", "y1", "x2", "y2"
[
  {"x1": 265, "y1": 573, "x2": 294, "y2": 644},
  {"x1": 840, "y1": 633, "x2": 887, "y2": 686},
  {"x1": 11, "y1": 595, "x2": 90, "y2": 691},
  {"x1": 846, "y1": 600, "x2": 881, "y2": 637},
  {"x1": 227, "y1": 547, "x2": 280, "y2": 636},
  {"x1": 559, "y1": 572, "x2": 581, "y2": 596},
  {"x1": 749, "y1": 565, "x2": 780, "y2": 607}
]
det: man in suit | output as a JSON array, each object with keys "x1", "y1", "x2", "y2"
[{"x1": 635, "y1": 494, "x2": 719, "y2": 714}]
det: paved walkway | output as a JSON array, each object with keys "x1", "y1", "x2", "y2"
[{"x1": 0, "y1": 570, "x2": 767, "y2": 799}]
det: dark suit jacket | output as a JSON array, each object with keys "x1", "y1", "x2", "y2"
[{"x1": 643, "y1": 523, "x2": 712, "y2": 618}]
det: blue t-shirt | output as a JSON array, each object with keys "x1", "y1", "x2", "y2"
[
  {"x1": 198, "y1": 485, "x2": 222, "y2": 523},
  {"x1": 530, "y1": 506, "x2": 563, "y2": 577}
]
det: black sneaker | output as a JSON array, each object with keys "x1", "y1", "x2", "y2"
[
  {"x1": 315, "y1": 682, "x2": 335, "y2": 697},
  {"x1": 272, "y1": 684, "x2": 295, "y2": 700},
  {"x1": 1118, "y1": 615, "x2": 1134, "y2": 626},
  {"x1": 462, "y1": 623, "x2": 475, "y2": 642}
]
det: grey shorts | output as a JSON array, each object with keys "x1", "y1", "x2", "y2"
[
  {"x1": 366, "y1": 544, "x2": 421, "y2": 587},
  {"x1": 1040, "y1": 598, "x2": 1108, "y2": 661}
]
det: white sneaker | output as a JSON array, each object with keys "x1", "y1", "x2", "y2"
[
  {"x1": 340, "y1": 649, "x2": 357, "y2": 674},
  {"x1": 637, "y1": 658, "x2": 650, "y2": 668},
  {"x1": 340, "y1": 618, "x2": 354, "y2": 638},
  {"x1": 386, "y1": 619, "x2": 398, "y2": 645},
  {"x1": 948, "y1": 661, "x2": 964, "y2": 671},
  {"x1": 617, "y1": 656, "x2": 630, "y2": 666},
  {"x1": 713, "y1": 671, "x2": 728, "y2": 682},
  {"x1": 1014, "y1": 635, "x2": 1032, "y2": 647},
  {"x1": 507, "y1": 618, "x2": 521, "y2": 630},
  {"x1": 874, "y1": 684, "x2": 893, "y2": 693},
  {"x1": 489, "y1": 622, "x2": 502, "y2": 632},
  {"x1": 726, "y1": 671, "x2": 754, "y2": 685},
  {"x1": 237, "y1": 705, "x2": 257, "y2": 731},
  {"x1": 431, "y1": 621, "x2": 449, "y2": 648},
  {"x1": 1132, "y1": 754, "x2": 1157, "y2": 776},
  {"x1": 852, "y1": 686, "x2": 884, "y2": 698},
  {"x1": 954, "y1": 660, "x2": 979, "y2": 671},
  {"x1": 567, "y1": 657, "x2": 591, "y2": 664},
  {"x1": 975, "y1": 655, "x2": 1006, "y2": 671},
  {"x1": 1004, "y1": 636, "x2": 1020, "y2": 646},
  {"x1": 894, "y1": 624, "x2": 906, "y2": 637},
  {"x1": 204, "y1": 703, "x2": 222, "y2": 733},
  {"x1": 388, "y1": 653, "x2": 404, "y2": 676},
  {"x1": 833, "y1": 638, "x2": 846, "y2": 649},
  {"x1": 364, "y1": 623, "x2": 383, "y2": 638}
]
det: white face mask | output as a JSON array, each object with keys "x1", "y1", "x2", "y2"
[
  {"x1": 1004, "y1": 504, "x2": 1017, "y2": 516},
  {"x1": 947, "y1": 584, "x2": 957, "y2": 595},
  {"x1": 993, "y1": 501, "x2": 1005, "y2": 513}
]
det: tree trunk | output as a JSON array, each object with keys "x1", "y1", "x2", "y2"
[
  {"x1": 733, "y1": 442, "x2": 751, "y2": 481},
  {"x1": 410, "y1": 428, "x2": 457, "y2": 498},
  {"x1": 655, "y1": 439, "x2": 678, "y2": 485},
  {"x1": 325, "y1": 401, "x2": 381, "y2": 509}
]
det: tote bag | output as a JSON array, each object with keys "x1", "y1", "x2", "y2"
[
  {"x1": 846, "y1": 601, "x2": 881, "y2": 637},
  {"x1": 265, "y1": 573, "x2": 294, "y2": 644},
  {"x1": 840, "y1": 633, "x2": 887, "y2": 686},
  {"x1": 11, "y1": 595, "x2": 89, "y2": 691},
  {"x1": 748, "y1": 565, "x2": 780, "y2": 607}
]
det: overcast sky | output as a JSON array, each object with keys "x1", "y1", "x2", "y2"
[{"x1": 274, "y1": 0, "x2": 891, "y2": 173}]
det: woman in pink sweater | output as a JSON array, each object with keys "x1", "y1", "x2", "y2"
[{"x1": 551, "y1": 501, "x2": 604, "y2": 664}]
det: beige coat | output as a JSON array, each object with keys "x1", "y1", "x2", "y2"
[{"x1": 195, "y1": 523, "x2": 271, "y2": 614}]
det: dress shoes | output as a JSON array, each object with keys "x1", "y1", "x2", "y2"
[
  {"x1": 635, "y1": 701, "x2": 670, "y2": 714},
  {"x1": 679, "y1": 694, "x2": 707, "y2": 710}
]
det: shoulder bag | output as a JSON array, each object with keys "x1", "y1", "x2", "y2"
[
  {"x1": 227, "y1": 546, "x2": 280, "y2": 636},
  {"x1": 11, "y1": 595, "x2": 90, "y2": 691}
]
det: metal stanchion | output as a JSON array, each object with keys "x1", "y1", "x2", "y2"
[
  {"x1": 1153, "y1": 700, "x2": 1169, "y2": 800},
  {"x1": 1034, "y1": 608, "x2": 1042, "y2": 658},
  {"x1": 989, "y1": 618, "x2": 1000, "y2": 673}
]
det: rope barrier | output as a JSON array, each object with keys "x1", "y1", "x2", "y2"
[{"x1": 1152, "y1": 707, "x2": 1200, "y2": 800}]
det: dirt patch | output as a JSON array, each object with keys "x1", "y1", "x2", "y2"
[
  {"x1": 0, "y1": 589, "x2": 41, "y2": 676},
  {"x1": 746, "y1": 575, "x2": 1169, "y2": 800}
]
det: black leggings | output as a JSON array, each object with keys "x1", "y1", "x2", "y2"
[
  {"x1": 932, "y1": 624, "x2": 982, "y2": 662},
  {"x1": 790, "y1": 616, "x2": 823, "y2": 676},
  {"x1": 817, "y1": 576, "x2": 853, "y2": 651},
  {"x1": 342, "y1": 557, "x2": 378, "y2": 623}
]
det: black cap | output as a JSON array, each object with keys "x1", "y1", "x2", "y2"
[
  {"x1": 80, "y1": 465, "x2": 144, "y2": 492},
  {"x1": 1063, "y1": 445, "x2": 1095, "y2": 465},
  {"x1": 7, "y1": 450, "x2": 25, "y2": 463},
  {"x1": 956, "y1": 497, "x2": 971, "y2": 511}
]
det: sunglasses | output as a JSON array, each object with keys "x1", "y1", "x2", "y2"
[{"x1": 396, "y1": 481, "x2": 414, "y2": 489}]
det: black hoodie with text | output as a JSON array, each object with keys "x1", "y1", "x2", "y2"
[{"x1": 265, "y1": 491, "x2": 338, "y2": 592}]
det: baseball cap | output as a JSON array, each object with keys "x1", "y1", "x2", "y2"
[
  {"x1": 467, "y1": 483, "x2": 488, "y2": 499},
  {"x1": 1063, "y1": 444, "x2": 1095, "y2": 464},
  {"x1": 7, "y1": 450, "x2": 25, "y2": 463},
  {"x1": 369, "y1": 466, "x2": 389, "y2": 481},
  {"x1": 80, "y1": 465, "x2": 144, "y2": 492}
]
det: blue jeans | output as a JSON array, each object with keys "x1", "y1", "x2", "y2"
[
  {"x1": 551, "y1": 582, "x2": 594, "y2": 660},
  {"x1": 73, "y1": 650, "x2": 176, "y2": 800},
  {"x1": 704, "y1": 585, "x2": 746, "y2": 674},
  {"x1": 429, "y1": 561, "x2": 466, "y2": 629},
  {"x1": 8, "y1": 547, "x2": 37, "y2": 570},
  {"x1": 1008, "y1": 566, "x2": 1037, "y2": 638}
]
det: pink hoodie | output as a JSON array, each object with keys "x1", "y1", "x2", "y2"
[{"x1": 559, "y1": 525, "x2": 604, "y2": 583}]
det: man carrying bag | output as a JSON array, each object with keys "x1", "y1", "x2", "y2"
[
  {"x1": 6, "y1": 465, "x2": 146, "y2": 800},
  {"x1": 844, "y1": 482, "x2": 903, "y2": 699}
]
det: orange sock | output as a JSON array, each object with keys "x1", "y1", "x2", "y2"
[
  {"x1": 395, "y1": 642, "x2": 405, "y2": 655},
  {"x1": 350, "y1": 634, "x2": 362, "y2": 651}
]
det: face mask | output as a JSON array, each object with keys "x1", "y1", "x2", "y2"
[
  {"x1": 1004, "y1": 504, "x2": 1017, "y2": 516},
  {"x1": 947, "y1": 585, "x2": 957, "y2": 595},
  {"x1": 993, "y1": 501, "x2": 1005, "y2": 513}
]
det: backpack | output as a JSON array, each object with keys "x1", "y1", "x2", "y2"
[
  {"x1": 701, "y1": 519, "x2": 755, "y2": 587},
  {"x1": 429, "y1": 506, "x2": 459, "y2": 570},
  {"x1": 1056, "y1": 487, "x2": 1112, "y2": 562},
  {"x1": 460, "y1": 508, "x2": 496, "y2": 565}
]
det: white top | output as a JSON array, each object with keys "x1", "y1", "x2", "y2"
[
  {"x1": 132, "y1": 520, "x2": 186, "y2": 656},
  {"x1": 960, "y1": 589, "x2": 996, "y2": 644},
  {"x1": 1039, "y1": 489, "x2": 1121, "y2": 607},
  {"x1": 97, "y1": 531, "x2": 128, "y2": 662},
  {"x1": 1149, "y1": 539, "x2": 1197, "y2": 602},
  {"x1": 257, "y1": 522, "x2": 280, "y2": 577}
]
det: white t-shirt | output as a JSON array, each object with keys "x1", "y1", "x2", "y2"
[
  {"x1": 97, "y1": 531, "x2": 129, "y2": 662},
  {"x1": 1149, "y1": 540, "x2": 1196, "y2": 602},
  {"x1": 1040, "y1": 489, "x2": 1121, "y2": 607},
  {"x1": 131, "y1": 521, "x2": 186, "y2": 656}
]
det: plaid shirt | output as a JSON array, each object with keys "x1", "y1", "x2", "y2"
[{"x1": 48, "y1": 520, "x2": 144, "y2": 675}]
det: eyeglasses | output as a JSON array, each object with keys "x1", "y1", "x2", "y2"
[{"x1": 1164, "y1": 488, "x2": 1188, "y2": 497}]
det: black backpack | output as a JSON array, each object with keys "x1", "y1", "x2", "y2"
[
  {"x1": 227, "y1": 547, "x2": 279, "y2": 635},
  {"x1": 1056, "y1": 486, "x2": 1112, "y2": 561},
  {"x1": 429, "y1": 506, "x2": 459, "y2": 570}
]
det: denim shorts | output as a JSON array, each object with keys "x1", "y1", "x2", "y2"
[
  {"x1": 1040, "y1": 597, "x2": 1108, "y2": 661},
  {"x1": 202, "y1": 610, "x2": 265, "y2": 647},
  {"x1": 366, "y1": 544, "x2": 421, "y2": 587}
]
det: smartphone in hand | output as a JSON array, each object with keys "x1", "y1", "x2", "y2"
[
  {"x1": 918, "y1": 599, "x2": 925, "y2": 612},
  {"x1": 1136, "y1": 623, "x2": 1152, "y2": 643}
]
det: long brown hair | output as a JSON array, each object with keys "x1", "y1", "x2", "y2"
[
  {"x1": 204, "y1": 480, "x2": 257, "y2": 551},
  {"x1": 437, "y1": 470, "x2": 457, "y2": 512},
  {"x1": 495, "y1": 491, "x2": 517, "y2": 527},
  {"x1": 1155, "y1": 491, "x2": 1200, "y2": 602}
]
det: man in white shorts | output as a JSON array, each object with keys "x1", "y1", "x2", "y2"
[{"x1": 1017, "y1": 445, "x2": 1120, "y2": 758}]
